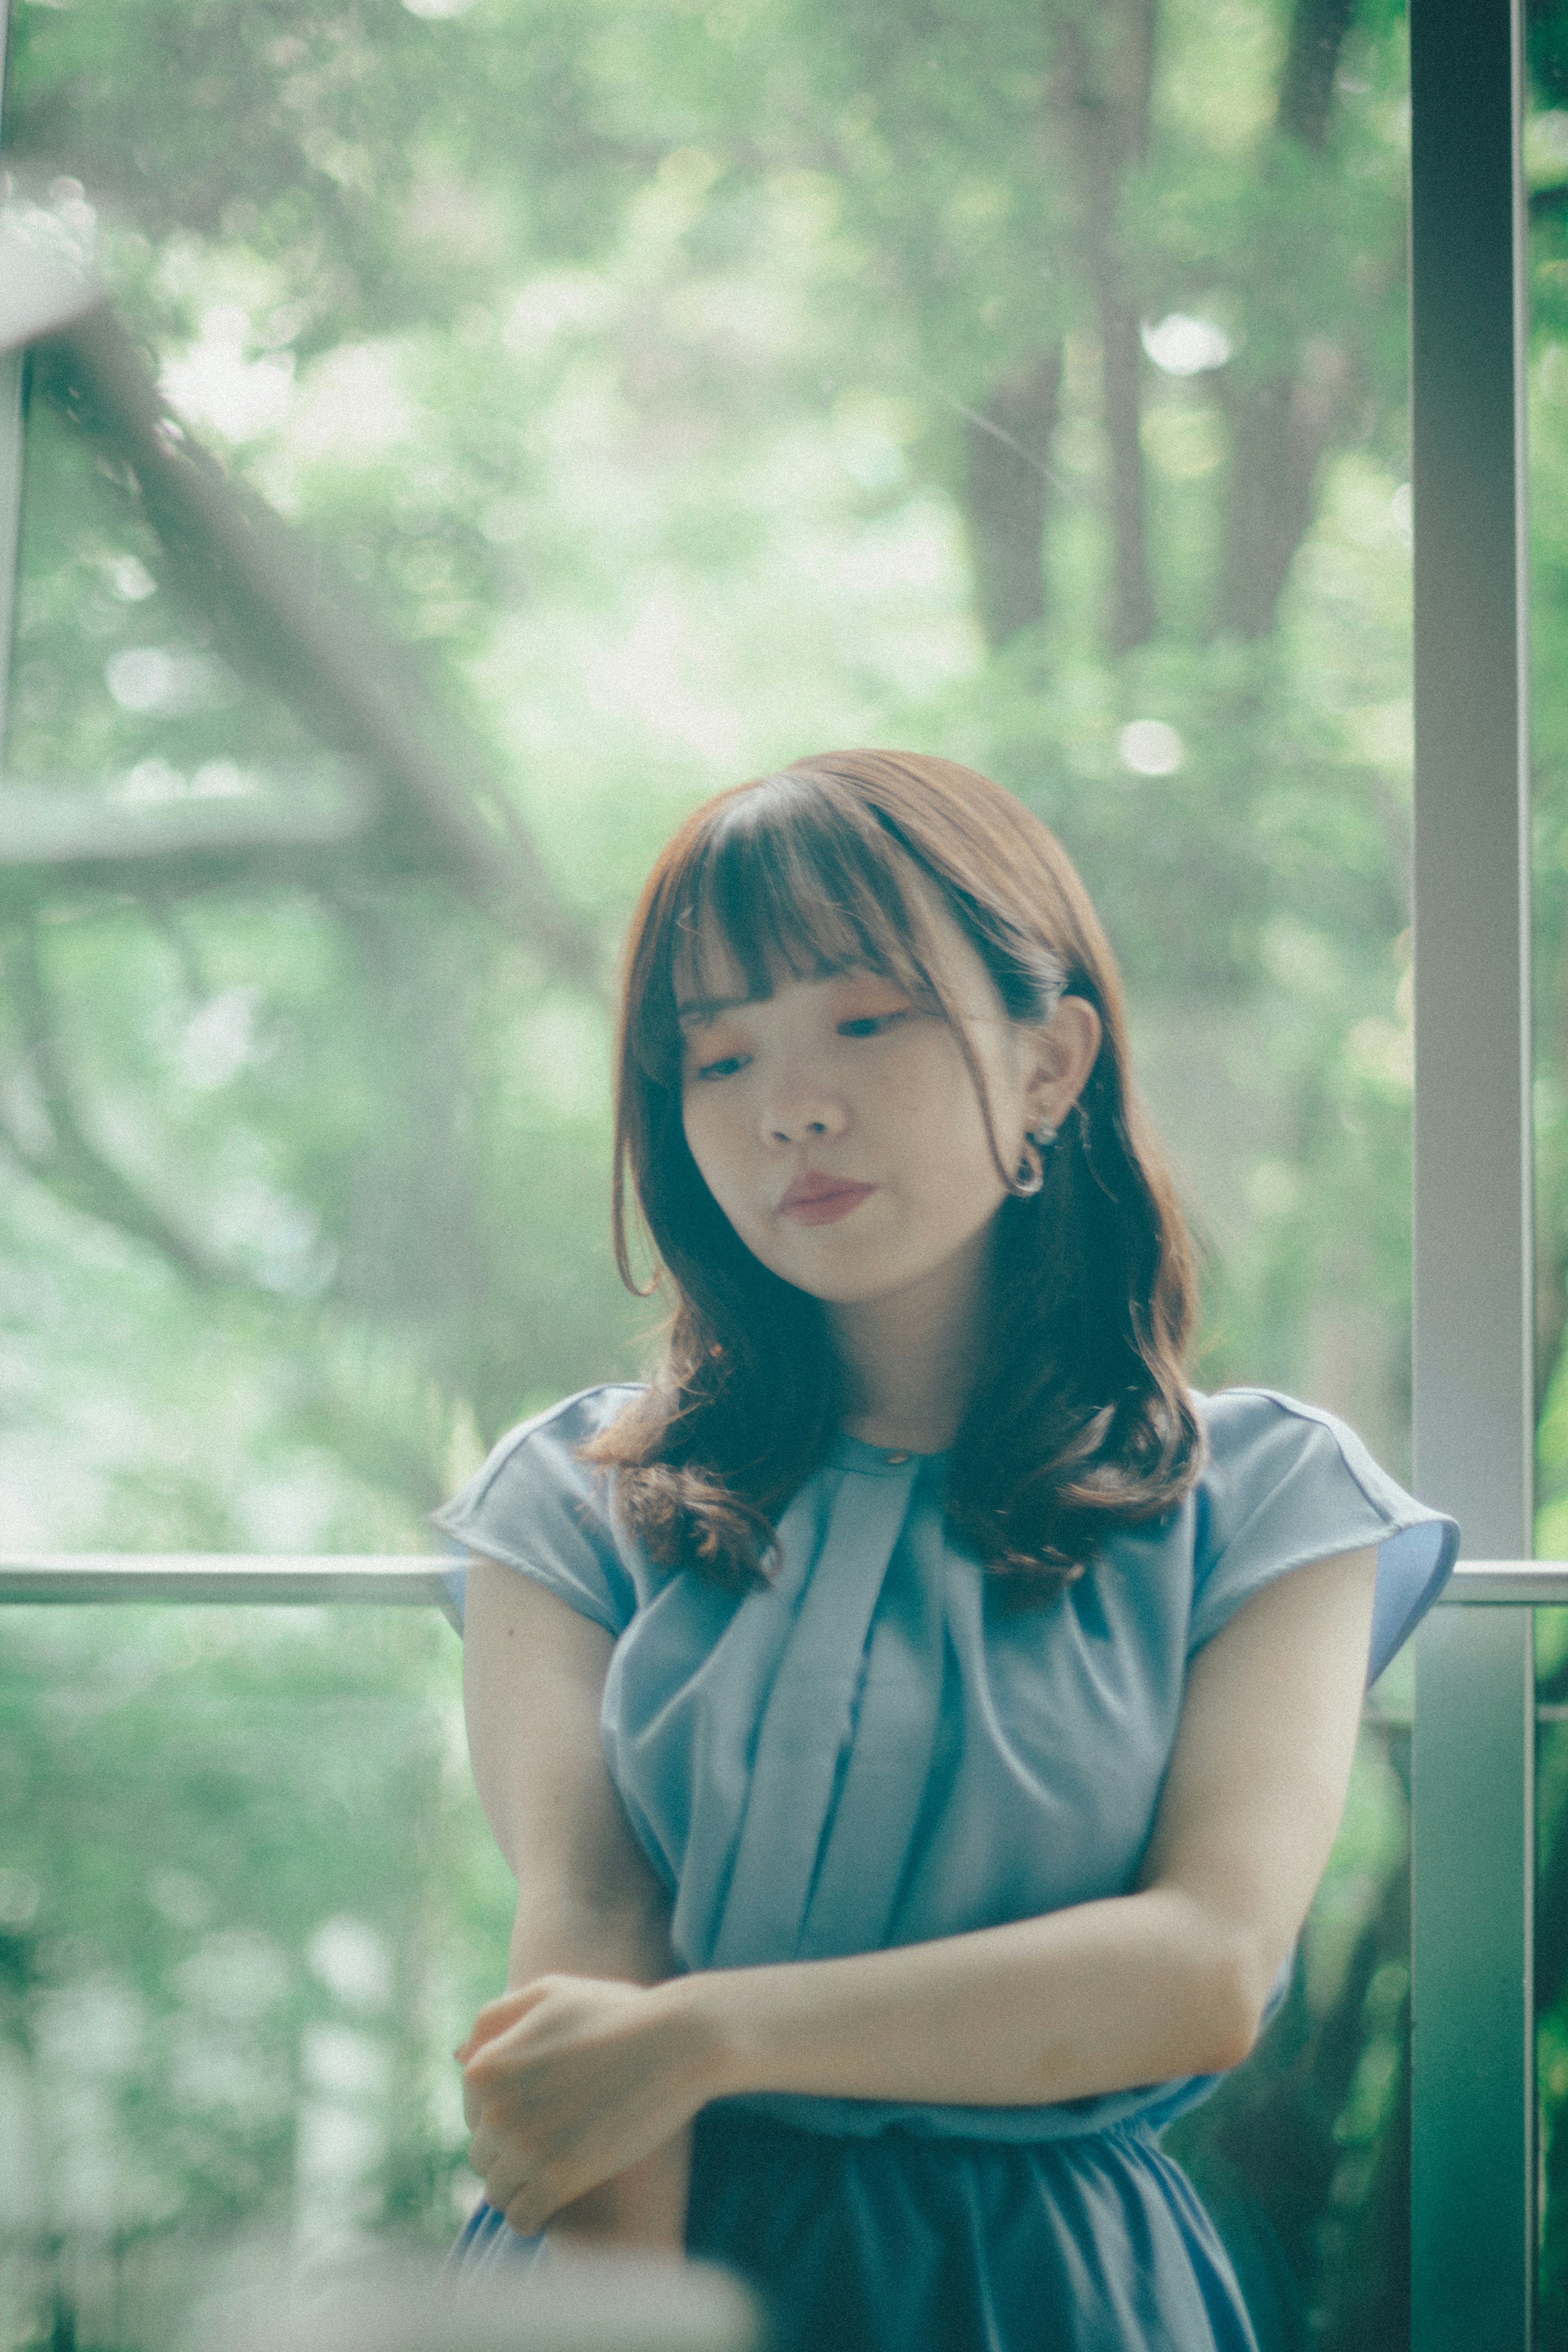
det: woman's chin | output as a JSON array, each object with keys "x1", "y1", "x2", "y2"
[
  {"x1": 771, "y1": 1255, "x2": 940, "y2": 1311},
  {"x1": 750, "y1": 1248, "x2": 903, "y2": 1307}
]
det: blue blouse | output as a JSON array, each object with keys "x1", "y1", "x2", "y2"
[{"x1": 433, "y1": 1383, "x2": 1456, "y2": 2149}]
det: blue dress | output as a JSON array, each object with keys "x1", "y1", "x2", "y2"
[{"x1": 434, "y1": 1384, "x2": 1456, "y2": 2352}]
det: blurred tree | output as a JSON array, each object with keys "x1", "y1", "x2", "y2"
[
  {"x1": 0, "y1": 0, "x2": 1422, "y2": 1469},
  {"x1": 5, "y1": 0, "x2": 1561, "y2": 2342}
]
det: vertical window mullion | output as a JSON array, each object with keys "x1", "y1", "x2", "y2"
[{"x1": 1409, "y1": 0, "x2": 1537, "y2": 2343}]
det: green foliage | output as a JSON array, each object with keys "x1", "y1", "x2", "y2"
[
  {"x1": 0, "y1": 0, "x2": 1565, "y2": 2341},
  {"x1": 0, "y1": 1605, "x2": 510, "y2": 2256}
]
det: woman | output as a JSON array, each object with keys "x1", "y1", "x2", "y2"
[{"x1": 436, "y1": 750, "x2": 1455, "y2": 2351}]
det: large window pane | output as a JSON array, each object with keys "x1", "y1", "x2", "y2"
[
  {"x1": 0, "y1": 0, "x2": 1421, "y2": 2342},
  {"x1": 0, "y1": 1604, "x2": 505, "y2": 2345}
]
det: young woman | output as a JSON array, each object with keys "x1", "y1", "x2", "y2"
[{"x1": 436, "y1": 750, "x2": 1455, "y2": 2352}]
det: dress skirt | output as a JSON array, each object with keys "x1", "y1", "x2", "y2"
[{"x1": 454, "y1": 2106, "x2": 1261, "y2": 2352}]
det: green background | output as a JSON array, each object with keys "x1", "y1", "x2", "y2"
[{"x1": 0, "y1": 0, "x2": 1565, "y2": 2341}]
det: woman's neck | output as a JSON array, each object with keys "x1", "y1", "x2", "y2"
[{"x1": 830, "y1": 1235, "x2": 990, "y2": 1454}]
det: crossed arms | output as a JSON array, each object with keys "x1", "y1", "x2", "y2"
[{"x1": 458, "y1": 1543, "x2": 1377, "y2": 2247}]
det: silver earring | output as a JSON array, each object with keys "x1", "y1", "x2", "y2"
[{"x1": 1013, "y1": 1123, "x2": 1058, "y2": 1198}]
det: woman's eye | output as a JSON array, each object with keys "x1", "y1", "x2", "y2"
[
  {"x1": 693, "y1": 1052, "x2": 750, "y2": 1081},
  {"x1": 838, "y1": 1011, "x2": 909, "y2": 1040}
]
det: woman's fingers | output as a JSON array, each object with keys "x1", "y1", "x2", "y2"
[
  {"x1": 469, "y1": 2108, "x2": 533, "y2": 2206},
  {"x1": 455, "y1": 1978, "x2": 566, "y2": 2067},
  {"x1": 457, "y1": 1973, "x2": 702, "y2": 2229},
  {"x1": 468, "y1": 2086, "x2": 571, "y2": 2230},
  {"x1": 459, "y1": 1982, "x2": 548, "y2": 2060},
  {"x1": 502, "y1": 2183, "x2": 552, "y2": 2238}
]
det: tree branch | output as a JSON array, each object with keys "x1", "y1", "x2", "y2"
[
  {"x1": 30, "y1": 305, "x2": 604, "y2": 992},
  {"x1": 0, "y1": 922, "x2": 224, "y2": 1282},
  {"x1": 0, "y1": 772, "x2": 386, "y2": 906}
]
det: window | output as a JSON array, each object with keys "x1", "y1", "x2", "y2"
[{"x1": 0, "y1": 0, "x2": 1552, "y2": 2343}]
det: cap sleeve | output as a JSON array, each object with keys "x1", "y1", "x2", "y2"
[
  {"x1": 1189, "y1": 1389, "x2": 1458, "y2": 1685},
  {"x1": 430, "y1": 1387, "x2": 642, "y2": 1638}
]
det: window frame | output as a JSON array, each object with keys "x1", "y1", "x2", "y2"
[{"x1": 0, "y1": 0, "x2": 1551, "y2": 2339}]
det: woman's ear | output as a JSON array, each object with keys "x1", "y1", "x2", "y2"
[{"x1": 1027, "y1": 996, "x2": 1102, "y2": 1128}]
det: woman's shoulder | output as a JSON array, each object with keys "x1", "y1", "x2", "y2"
[
  {"x1": 431, "y1": 1384, "x2": 648, "y2": 1637},
  {"x1": 456, "y1": 1383, "x2": 646, "y2": 1494},
  {"x1": 1191, "y1": 1384, "x2": 1409, "y2": 1520},
  {"x1": 1181, "y1": 1384, "x2": 1457, "y2": 1676}
]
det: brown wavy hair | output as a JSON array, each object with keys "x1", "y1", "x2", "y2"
[{"x1": 581, "y1": 749, "x2": 1202, "y2": 1601}]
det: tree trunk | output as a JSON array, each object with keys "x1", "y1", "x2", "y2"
[
  {"x1": 1100, "y1": 294, "x2": 1156, "y2": 653},
  {"x1": 1216, "y1": 349, "x2": 1350, "y2": 638},
  {"x1": 1058, "y1": 0, "x2": 1158, "y2": 659},
  {"x1": 960, "y1": 349, "x2": 1064, "y2": 651},
  {"x1": 1214, "y1": 0, "x2": 1361, "y2": 639},
  {"x1": 1277, "y1": 0, "x2": 1359, "y2": 148}
]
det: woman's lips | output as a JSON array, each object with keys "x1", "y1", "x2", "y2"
[{"x1": 779, "y1": 1181, "x2": 878, "y2": 1226}]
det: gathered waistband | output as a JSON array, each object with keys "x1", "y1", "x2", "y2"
[{"x1": 708, "y1": 2084, "x2": 1209, "y2": 2146}]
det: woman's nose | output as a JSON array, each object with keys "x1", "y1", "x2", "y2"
[{"x1": 763, "y1": 1077, "x2": 848, "y2": 1144}]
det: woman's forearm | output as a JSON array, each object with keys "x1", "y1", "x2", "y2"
[
  {"x1": 663, "y1": 1884, "x2": 1268, "y2": 2111},
  {"x1": 457, "y1": 1890, "x2": 1261, "y2": 2237},
  {"x1": 508, "y1": 1883, "x2": 677, "y2": 1998},
  {"x1": 464, "y1": 1554, "x2": 1373, "y2": 2228},
  {"x1": 544, "y1": 2130, "x2": 692, "y2": 2250},
  {"x1": 500, "y1": 1886, "x2": 691, "y2": 2249}
]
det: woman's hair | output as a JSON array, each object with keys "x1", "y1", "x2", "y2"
[{"x1": 581, "y1": 748, "x2": 1201, "y2": 1601}]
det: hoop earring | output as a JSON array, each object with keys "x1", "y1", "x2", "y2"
[{"x1": 1012, "y1": 1122, "x2": 1060, "y2": 1198}]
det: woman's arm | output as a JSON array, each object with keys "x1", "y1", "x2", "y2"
[
  {"x1": 688, "y1": 1541, "x2": 1378, "y2": 2103},
  {"x1": 458, "y1": 1557, "x2": 690, "y2": 2249},
  {"x1": 461, "y1": 1544, "x2": 1377, "y2": 2229}
]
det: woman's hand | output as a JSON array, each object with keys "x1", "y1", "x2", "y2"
[{"x1": 458, "y1": 1973, "x2": 715, "y2": 2236}]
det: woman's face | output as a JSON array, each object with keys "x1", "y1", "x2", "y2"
[{"x1": 677, "y1": 896, "x2": 1100, "y2": 1311}]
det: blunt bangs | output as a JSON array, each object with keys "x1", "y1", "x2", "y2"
[{"x1": 632, "y1": 776, "x2": 952, "y2": 1086}]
